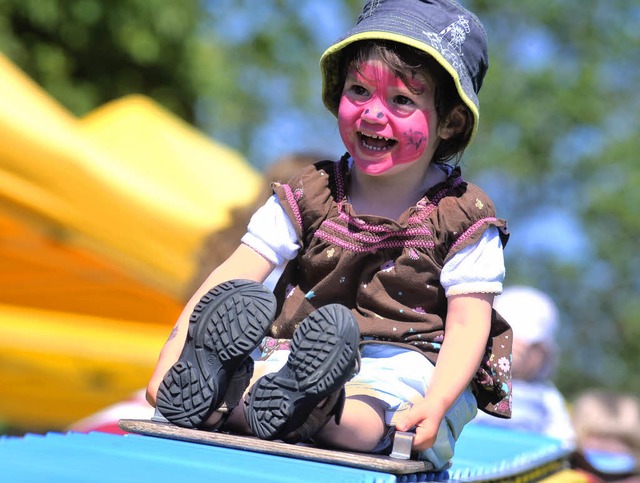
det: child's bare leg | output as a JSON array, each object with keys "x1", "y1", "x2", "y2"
[
  {"x1": 315, "y1": 396, "x2": 386, "y2": 452},
  {"x1": 218, "y1": 361, "x2": 272, "y2": 434}
]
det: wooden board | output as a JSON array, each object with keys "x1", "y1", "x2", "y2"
[{"x1": 119, "y1": 419, "x2": 436, "y2": 475}]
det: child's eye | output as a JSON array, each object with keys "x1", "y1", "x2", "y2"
[
  {"x1": 351, "y1": 84, "x2": 368, "y2": 96},
  {"x1": 394, "y1": 95, "x2": 414, "y2": 106}
]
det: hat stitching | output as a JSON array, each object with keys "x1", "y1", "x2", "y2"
[
  {"x1": 438, "y1": 15, "x2": 471, "y2": 56},
  {"x1": 362, "y1": 0, "x2": 380, "y2": 19},
  {"x1": 422, "y1": 28, "x2": 468, "y2": 82}
]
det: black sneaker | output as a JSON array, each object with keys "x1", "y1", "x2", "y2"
[
  {"x1": 244, "y1": 304, "x2": 360, "y2": 442},
  {"x1": 156, "y1": 279, "x2": 276, "y2": 428}
]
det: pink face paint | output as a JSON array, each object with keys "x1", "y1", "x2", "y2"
[{"x1": 337, "y1": 59, "x2": 440, "y2": 176}]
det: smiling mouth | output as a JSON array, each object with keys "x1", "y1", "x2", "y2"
[{"x1": 360, "y1": 133, "x2": 397, "y2": 151}]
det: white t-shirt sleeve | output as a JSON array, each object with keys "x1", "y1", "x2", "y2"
[
  {"x1": 441, "y1": 226, "x2": 505, "y2": 297},
  {"x1": 241, "y1": 195, "x2": 300, "y2": 266}
]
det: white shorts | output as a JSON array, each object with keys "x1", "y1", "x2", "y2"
[{"x1": 251, "y1": 342, "x2": 477, "y2": 469}]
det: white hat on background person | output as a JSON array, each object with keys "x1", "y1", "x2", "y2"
[
  {"x1": 494, "y1": 285, "x2": 559, "y2": 347},
  {"x1": 494, "y1": 285, "x2": 559, "y2": 380}
]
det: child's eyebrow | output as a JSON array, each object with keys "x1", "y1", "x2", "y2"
[
  {"x1": 405, "y1": 77, "x2": 429, "y2": 94},
  {"x1": 343, "y1": 70, "x2": 375, "y2": 88},
  {"x1": 346, "y1": 63, "x2": 430, "y2": 94},
  {"x1": 346, "y1": 67, "x2": 369, "y2": 81}
]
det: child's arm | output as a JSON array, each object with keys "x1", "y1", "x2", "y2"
[
  {"x1": 146, "y1": 243, "x2": 276, "y2": 406},
  {"x1": 395, "y1": 293, "x2": 493, "y2": 451}
]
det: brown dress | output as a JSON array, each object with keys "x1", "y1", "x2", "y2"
[{"x1": 270, "y1": 155, "x2": 513, "y2": 418}]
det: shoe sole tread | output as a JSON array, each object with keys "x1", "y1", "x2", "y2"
[
  {"x1": 246, "y1": 304, "x2": 359, "y2": 440},
  {"x1": 156, "y1": 280, "x2": 275, "y2": 428}
]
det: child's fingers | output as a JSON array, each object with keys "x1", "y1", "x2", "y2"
[
  {"x1": 412, "y1": 422, "x2": 438, "y2": 451},
  {"x1": 394, "y1": 407, "x2": 419, "y2": 432}
]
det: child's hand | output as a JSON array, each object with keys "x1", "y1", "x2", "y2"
[{"x1": 395, "y1": 400, "x2": 446, "y2": 452}]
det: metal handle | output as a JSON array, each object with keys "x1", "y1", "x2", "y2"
[{"x1": 389, "y1": 429, "x2": 415, "y2": 460}]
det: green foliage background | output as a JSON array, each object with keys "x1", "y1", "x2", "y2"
[{"x1": 0, "y1": 0, "x2": 638, "y2": 400}]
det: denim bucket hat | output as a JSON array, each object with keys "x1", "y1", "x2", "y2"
[{"x1": 320, "y1": 0, "x2": 489, "y2": 138}]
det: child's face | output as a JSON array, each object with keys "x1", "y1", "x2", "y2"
[
  {"x1": 512, "y1": 339, "x2": 547, "y2": 380},
  {"x1": 338, "y1": 55, "x2": 441, "y2": 176}
]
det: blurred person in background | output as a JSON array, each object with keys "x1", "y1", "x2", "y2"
[
  {"x1": 570, "y1": 390, "x2": 640, "y2": 482},
  {"x1": 472, "y1": 285, "x2": 575, "y2": 449}
]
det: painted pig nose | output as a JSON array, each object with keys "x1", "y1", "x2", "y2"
[{"x1": 362, "y1": 103, "x2": 387, "y2": 123}]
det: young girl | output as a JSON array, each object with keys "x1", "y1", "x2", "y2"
[{"x1": 147, "y1": 0, "x2": 512, "y2": 470}]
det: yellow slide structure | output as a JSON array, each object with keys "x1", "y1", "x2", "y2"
[{"x1": 0, "y1": 53, "x2": 263, "y2": 430}]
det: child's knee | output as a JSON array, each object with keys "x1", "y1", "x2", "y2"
[
  {"x1": 316, "y1": 397, "x2": 386, "y2": 452},
  {"x1": 145, "y1": 379, "x2": 159, "y2": 407}
]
